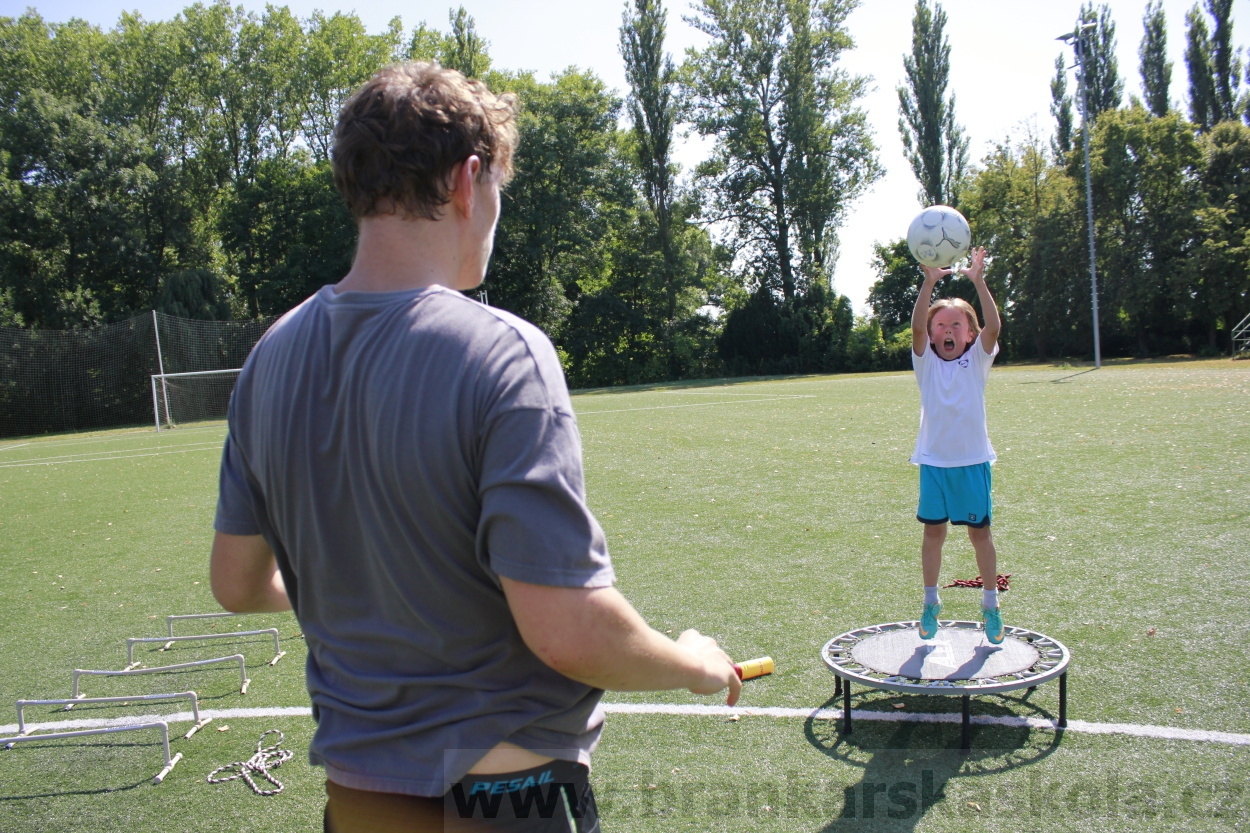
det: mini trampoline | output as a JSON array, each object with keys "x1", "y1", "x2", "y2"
[{"x1": 821, "y1": 620, "x2": 1070, "y2": 750}]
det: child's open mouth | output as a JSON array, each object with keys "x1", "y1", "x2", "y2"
[{"x1": 943, "y1": 337, "x2": 955, "y2": 351}]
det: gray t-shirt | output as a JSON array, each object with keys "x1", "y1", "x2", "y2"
[{"x1": 215, "y1": 284, "x2": 615, "y2": 797}]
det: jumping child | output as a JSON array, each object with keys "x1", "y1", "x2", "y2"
[{"x1": 910, "y1": 246, "x2": 1004, "y2": 643}]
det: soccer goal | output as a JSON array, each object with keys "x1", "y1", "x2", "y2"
[{"x1": 151, "y1": 368, "x2": 240, "y2": 431}]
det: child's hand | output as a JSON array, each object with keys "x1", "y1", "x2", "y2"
[
  {"x1": 959, "y1": 247, "x2": 989, "y2": 282},
  {"x1": 919, "y1": 262, "x2": 952, "y2": 284}
]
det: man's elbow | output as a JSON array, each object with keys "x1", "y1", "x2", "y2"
[
  {"x1": 210, "y1": 575, "x2": 252, "y2": 613},
  {"x1": 519, "y1": 632, "x2": 598, "y2": 681}
]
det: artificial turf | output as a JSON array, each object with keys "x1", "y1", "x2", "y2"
[{"x1": 0, "y1": 358, "x2": 1245, "y2": 832}]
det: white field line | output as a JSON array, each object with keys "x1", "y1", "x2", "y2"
[
  {"x1": 0, "y1": 441, "x2": 222, "y2": 468},
  {"x1": 577, "y1": 396, "x2": 815, "y2": 416},
  {"x1": 0, "y1": 424, "x2": 225, "y2": 455},
  {"x1": 3, "y1": 703, "x2": 1247, "y2": 748},
  {"x1": 658, "y1": 391, "x2": 814, "y2": 397},
  {"x1": 0, "y1": 442, "x2": 31, "y2": 452}
]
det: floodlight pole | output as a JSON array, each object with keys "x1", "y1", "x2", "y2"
[{"x1": 1058, "y1": 22, "x2": 1102, "y2": 368}]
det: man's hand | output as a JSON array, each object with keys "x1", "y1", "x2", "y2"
[{"x1": 676, "y1": 629, "x2": 742, "y2": 706}]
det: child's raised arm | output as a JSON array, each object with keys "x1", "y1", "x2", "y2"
[
  {"x1": 960, "y1": 248, "x2": 1000, "y2": 353},
  {"x1": 911, "y1": 263, "x2": 948, "y2": 358}
]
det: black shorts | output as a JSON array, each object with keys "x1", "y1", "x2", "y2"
[
  {"x1": 446, "y1": 760, "x2": 599, "y2": 832},
  {"x1": 325, "y1": 760, "x2": 599, "y2": 833}
]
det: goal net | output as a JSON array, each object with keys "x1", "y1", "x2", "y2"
[
  {"x1": 0, "y1": 312, "x2": 273, "y2": 438},
  {"x1": 152, "y1": 369, "x2": 242, "y2": 430}
]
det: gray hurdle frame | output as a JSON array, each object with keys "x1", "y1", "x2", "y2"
[
  {"x1": 72, "y1": 655, "x2": 250, "y2": 701},
  {"x1": 126, "y1": 629, "x2": 285, "y2": 669},
  {"x1": 164, "y1": 612, "x2": 244, "y2": 642},
  {"x1": 0, "y1": 721, "x2": 182, "y2": 784},
  {"x1": 13, "y1": 691, "x2": 212, "y2": 739}
]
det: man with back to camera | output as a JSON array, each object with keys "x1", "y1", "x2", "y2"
[{"x1": 209, "y1": 62, "x2": 741, "y2": 832}]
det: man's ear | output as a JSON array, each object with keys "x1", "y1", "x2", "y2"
[{"x1": 450, "y1": 155, "x2": 483, "y2": 218}]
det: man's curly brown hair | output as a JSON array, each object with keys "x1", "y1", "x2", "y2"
[{"x1": 332, "y1": 62, "x2": 518, "y2": 222}]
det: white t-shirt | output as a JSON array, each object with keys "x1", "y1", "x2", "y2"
[{"x1": 910, "y1": 335, "x2": 999, "y2": 467}]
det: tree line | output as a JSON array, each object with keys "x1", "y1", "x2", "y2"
[
  {"x1": 872, "y1": 0, "x2": 1250, "y2": 362},
  {"x1": 1, "y1": 0, "x2": 1247, "y2": 397}
]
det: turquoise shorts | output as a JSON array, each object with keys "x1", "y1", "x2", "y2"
[{"x1": 917, "y1": 463, "x2": 992, "y2": 528}]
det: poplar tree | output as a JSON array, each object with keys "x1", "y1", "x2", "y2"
[
  {"x1": 897, "y1": 0, "x2": 968, "y2": 207},
  {"x1": 1077, "y1": 3, "x2": 1123, "y2": 118},
  {"x1": 1139, "y1": 0, "x2": 1172, "y2": 117},
  {"x1": 620, "y1": 0, "x2": 677, "y2": 318},
  {"x1": 442, "y1": 7, "x2": 490, "y2": 79},
  {"x1": 1206, "y1": 0, "x2": 1240, "y2": 124},
  {"x1": 1185, "y1": 4, "x2": 1218, "y2": 130},
  {"x1": 1051, "y1": 53, "x2": 1074, "y2": 158}
]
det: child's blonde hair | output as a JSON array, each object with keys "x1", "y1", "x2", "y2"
[{"x1": 926, "y1": 298, "x2": 981, "y2": 337}]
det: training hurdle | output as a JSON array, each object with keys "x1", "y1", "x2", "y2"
[
  {"x1": 72, "y1": 654, "x2": 250, "y2": 700},
  {"x1": 14, "y1": 691, "x2": 212, "y2": 739},
  {"x1": 126, "y1": 629, "x2": 285, "y2": 669},
  {"x1": 164, "y1": 611, "x2": 244, "y2": 643},
  {"x1": 822, "y1": 620, "x2": 1070, "y2": 751},
  {"x1": 0, "y1": 721, "x2": 182, "y2": 784}
]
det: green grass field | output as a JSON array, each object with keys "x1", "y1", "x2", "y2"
[{"x1": 0, "y1": 359, "x2": 1246, "y2": 832}]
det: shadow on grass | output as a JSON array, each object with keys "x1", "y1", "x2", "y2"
[
  {"x1": 0, "y1": 737, "x2": 158, "y2": 799},
  {"x1": 803, "y1": 691, "x2": 1063, "y2": 832},
  {"x1": 1016, "y1": 367, "x2": 1100, "y2": 384}
]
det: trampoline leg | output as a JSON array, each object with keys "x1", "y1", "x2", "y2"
[
  {"x1": 960, "y1": 695, "x2": 971, "y2": 752},
  {"x1": 1058, "y1": 672, "x2": 1068, "y2": 728},
  {"x1": 834, "y1": 675, "x2": 842, "y2": 697},
  {"x1": 843, "y1": 680, "x2": 852, "y2": 735}
]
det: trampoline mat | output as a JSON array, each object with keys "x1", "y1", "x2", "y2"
[{"x1": 850, "y1": 627, "x2": 1039, "y2": 681}]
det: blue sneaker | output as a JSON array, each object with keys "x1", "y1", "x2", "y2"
[
  {"x1": 983, "y1": 606, "x2": 1004, "y2": 644},
  {"x1": 919, "y1": 603, "x2": 942, "y2": 639}
]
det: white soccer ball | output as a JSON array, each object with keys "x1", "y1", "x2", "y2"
[{"x1": 906, "y1": 205, "x2": 971, "y2": 268}]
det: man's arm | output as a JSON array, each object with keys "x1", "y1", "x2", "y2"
[
  {"x1": 501, "y1": 577, "x2": 742, "y2": 706},
  {"x1": 210, "y1": 531, "x2": 292, "y2": 613},
  {"x1": 912, "y1": 264, "x2": 947, "y2": 357}
]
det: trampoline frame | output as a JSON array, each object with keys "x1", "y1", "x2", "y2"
[{"x1": 821, "y1": 620, "x2": 1070, "y2": 751}]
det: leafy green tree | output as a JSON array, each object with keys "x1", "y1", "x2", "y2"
[
  {"x1": 1086, "y1": 106, "x2": 1202, "y2": 355},
  {"x1": 1185, "y1": 4, "x2": 1218, "y2": 130},
  {"x1": 621, "y1": 0, "x2": 703, "y2": 378},
  {"x1": 683, "y1": 0, "x2": 879, "y2": 300},
  {"x1": 1205, "y1": 0, "x2": 1241, "y2": 124},
  {"x1": 1185, "y1": 0, "x2": 1242, "y2": 130},
  {"x1": 866, "y1": 239, "x2": 918, "y2": 337},
  {"x1": 717, "y1": 281, "x2": 853, "y2": 374},
  {"x1": 897, "y1": 0, "x2": 968, "y2": 207},
  {"x1": 218, "y1": 154, "x2": 356, "y2": 316},
  {"x1": 443, "y1": 7, "x2": 490, "y2": 78},
  {"x1": 1139, "y1": 0, "x2": 1172, "y2": 117},
  {"x1": 1077, "y1": 3, "x2": 1123, "y2": 118},
  {"x1": 1185, "y1": 120, "x2": 1250, "y2": 350},
  {"x1": 156, "y1": 268, "x2": 231, "y2": 319},
  {"x1": 961, "y1": 133, "x2": 1083, "y2": 360},
  {"x1": 300, "y1": 11, "x2": 401, "y2": 161},
  {"x1": 1051, "y1": 53, "x2": 1074, "y2": 158},
  {"x1": 405, "y1": 21, "x2": 444, "y2": 63},
  {"x1": 486, "y1": 69, "x2": 634, "y2": 334},
  {"x1": 2, "y1": 90, "x2": 167, "y2": 326}
]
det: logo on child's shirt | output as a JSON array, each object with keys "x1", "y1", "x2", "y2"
[{"x1": 957, "y1": 357, "x2": 970, "y2": 368}]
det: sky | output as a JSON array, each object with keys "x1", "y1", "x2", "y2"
[{"x1": 5, "y1": 0, "x2": 1249, "y2": 312}]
